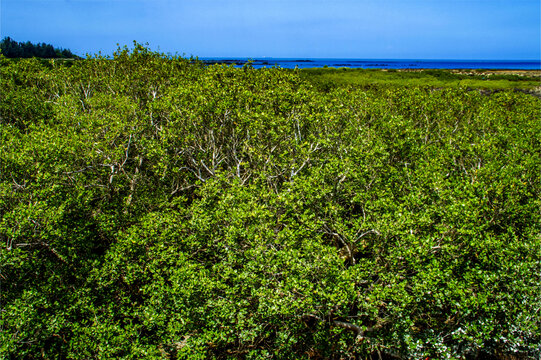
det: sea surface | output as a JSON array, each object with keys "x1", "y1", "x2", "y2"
[{"x1": 201, "y1": 58, "x2": 541, "y2": 70}]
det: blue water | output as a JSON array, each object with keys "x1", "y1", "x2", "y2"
[{"x1": 201, "y1": 58, "x2": 541, "y2": 70}]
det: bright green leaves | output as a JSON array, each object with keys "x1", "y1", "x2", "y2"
[{"x1": 1, "y1": 47, "x2": 540, "y2": 359}]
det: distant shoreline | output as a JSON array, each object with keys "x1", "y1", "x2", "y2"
[
  {"x1": 411, "y1": 69, "x2": 541, "y2": 76},
  {"x1": 200, "y1": 58, "x2": 541, "y2": 70}
]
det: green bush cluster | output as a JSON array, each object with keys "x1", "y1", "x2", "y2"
[
  {"x1": 1, "y1": 45, "x2": 540, "y2": 359},
  {"x1": 298, "y1": 68, "x2": 541, "y2": 92}
]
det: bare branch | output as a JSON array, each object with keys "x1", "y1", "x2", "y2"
[
  {"x1": 120, "y1": 134, "x2": 132, "y2": 169},
  {"x1": 291, "y1": 157, "x2": 310, "y2": 177},
  {"x1": 354, "y1": 229, "x2": 381, "y2": 242},
  {"x1": 11, "y1": 176, "x2": 26, "y2": 190},
  {"x1": 322, "y1": 224, "x2": 355, "y2": 265},
  {"x1": 199, "y1": 159, "x2": 215, "y2": 176}
]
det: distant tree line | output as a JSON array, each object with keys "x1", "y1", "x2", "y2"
[{"x1": 0, "y1": 37, "x2": 79, "y2": 59}]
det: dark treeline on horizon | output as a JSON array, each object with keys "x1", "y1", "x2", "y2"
[{"x1": 0, "y1": 37, "x2": 79, "y2": 59}]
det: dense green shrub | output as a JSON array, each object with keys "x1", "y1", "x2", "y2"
[
  {"x1": 1, "y1": 45, "x2": 540, "y2": 359},
  {"x1": 297, "y1": 67, "x2": 541, "y2": 92}
]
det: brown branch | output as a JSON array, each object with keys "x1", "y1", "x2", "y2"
[{"x1": 322, "y1": 224, "x2": 355, "y2": 265}]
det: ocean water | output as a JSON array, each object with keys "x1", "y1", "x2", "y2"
[{"x1": 201, "y1": 58, "x2": 541, "y2": 70}]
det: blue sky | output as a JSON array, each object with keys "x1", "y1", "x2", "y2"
[{"x1": 1, "y1": 0, "x2": 540, "y2": 59}]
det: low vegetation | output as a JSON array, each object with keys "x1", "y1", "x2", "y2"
[
  {"x1": 1, "y1": 45, "x2": 540, "y2": 359},
  {"x1": 298, "y1": 67, "x2": 541, "y2": 92}
]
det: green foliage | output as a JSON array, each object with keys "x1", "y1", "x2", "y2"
[
  {"x1": 298, "y1": 67, "x2": 541, "y2": 92},
  {"x1": 1, "y1": 44, "x2": 540, "y2": 359}
]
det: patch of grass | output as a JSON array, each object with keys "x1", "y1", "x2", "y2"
[{"x1": 297, "y1": 67, "x2": 541, "y2": 91}]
